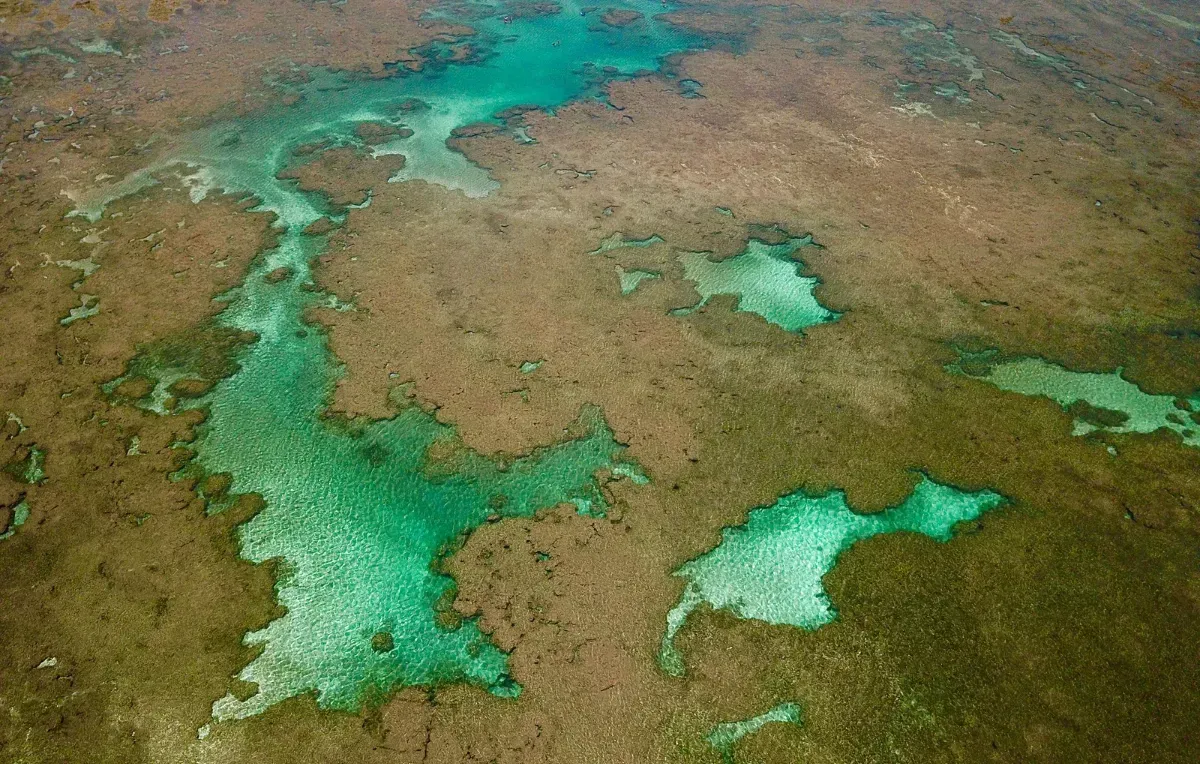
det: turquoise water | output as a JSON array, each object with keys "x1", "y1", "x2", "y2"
[
  {"x1": 671, "y1": 237, "x2": 840, "y2": 333},
  {"x1": 588, "y1": 231, "x2": 840, "y2": 331},
  {"x1": 71, "y1": 1, "x2": 709, "y2": 220},
  {"x1": 0, "y1": 500, "x2": 30, "y2": 541},
  {"x1": 707, "y1": 702, "x2": 802, "y2": 764},
  {"x1": 71, "y1": 1, "x2": 713, "y2": 722},
  {"x1": 949, "y1": 353, "x2": 1200, "y2": 447},
  {"x1": 616, "y1": 265, "x2": 661, "y2": 294},
  {"x1": 659, "y1": 476, "x2": 1005, "y2": 676}
]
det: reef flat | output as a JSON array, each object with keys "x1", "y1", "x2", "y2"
[{"x1": 2, "y1": 0, "x2": 1199, "y2": 761}]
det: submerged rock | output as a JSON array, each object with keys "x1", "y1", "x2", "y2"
[
  {"x1": 302, "y1": 218, "x2": 339, "y2": 237},
  {"x1": 264, "y1": 267, "x2": 293, "y2": 284},
  {"x1": 354, "y1": 121, "x2": 414, "y2": 144},
  {"x1": 169, "y1": 378, "x2": 214, "y2": 399},
  {"x1": 600, "y1": 9, "x2": 642, "y2": 27}
]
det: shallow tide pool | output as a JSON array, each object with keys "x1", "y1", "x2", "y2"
[
  {"x1": 949, "y1": 352, "x2": 1200, "y2": 448},
  {"x1": 671, "y1": 236, "x2": 840, "y2": 333}
]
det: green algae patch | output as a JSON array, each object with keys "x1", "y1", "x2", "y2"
[
  {"x1": 949, "y1": 352, "x2": 1200, "y2": 447},
  {"x1": 707, "y1": 702, "x2": 803, "y2": 764},
  {"x1": 671, "y1": 236, "x2": 839, "y2": 333},
  {"x1": 104, "y1": 326, "x2": 258, "y2": 414},
  {"x1": 659, "y1": 476, "x2": 1004, "y2": 676}
]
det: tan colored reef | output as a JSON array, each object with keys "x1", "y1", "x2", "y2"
[
  {"x1": 2, "y1": 0, "x2": 1199, "y2": 762},
  {"x1": 279, "y1": 147, "x2": 406, "y2": 208},
  {"x1": 0, "y1": 0, "x2": 455, "y2": 129},
  {"x1": 0, "y1": 189, "x2": 281, "y2": 761}
]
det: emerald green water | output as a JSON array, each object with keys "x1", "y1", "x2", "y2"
[
  {"x1": 707, "y1": 702, "x2": 802, "y2": 764},
  {"x1": 71, "y1": 0, "x2": 711, "y2": 722},
  {"x1": 659, "y1": 476, "x2": 1005, "y2": 676},
  {"x1": 950, "y1": 353, "x2": 1200, "y2": 447},
  {"x1": 671, "y1": 237, "x2": 839, "y2": 333}
]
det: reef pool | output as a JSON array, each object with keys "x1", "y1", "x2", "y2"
[
  {"x1": 671, "y1": 236, "x2": 840, "y2": 333},
  {"x1": 659, "y1": 475, "x2": 1005, "y2": 676},
  {"x1": 707, "y1": 702, "x2": 803, "y2": 764},
  {"x1": 949, "y1": 352, "x2": 1200, "y2": 448}
]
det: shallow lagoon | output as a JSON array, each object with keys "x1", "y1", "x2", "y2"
[
  {"x1": 77, "y1": 0, "x2": 709, "y2": 721},
  {"x1": 65, "y1": 0, "x2": 1002, "y2": 736}
]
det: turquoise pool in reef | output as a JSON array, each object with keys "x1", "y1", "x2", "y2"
[
  {"x1": 707, "y1": 703, "x2": 803, "y2": 764},
  {"x1": 72, "y1": 0, "x2": 708, "y2": 722},
  {"x1": 591, "y1": 231, "x2": 840, "y2": 332},
  {"x1": 658, "y1": 476, "x2": 1005, "y2": 676},
  {"x1": 671, "y1": 235, "x2": 839, "y2": 332},
  {"x1": 0, "y1": 500, "x2": 30, "y2": 541},
  {"x1": 949, "y1": 352, "x2": 1200, "y2": 448},
  {"x1": 616, "y1": 265, "x2": 662, "y2": 294}
]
